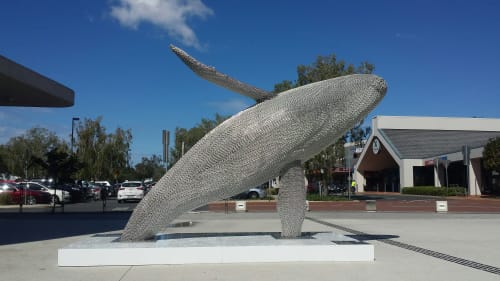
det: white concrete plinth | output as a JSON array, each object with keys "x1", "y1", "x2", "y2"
[
  {"x1": 58, "y1": 232, "x2": 374, "y2": 266},
  {"x1": 436, "y1": 201, "x2": 448, "y2": 212}
]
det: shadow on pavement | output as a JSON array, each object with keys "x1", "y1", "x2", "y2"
[
  {"x1": 347, "y1": 234, "x2": 399, "y2": 241},
  {"x1": 0, "y1": 212, "x2": 131, "y2": 245}
]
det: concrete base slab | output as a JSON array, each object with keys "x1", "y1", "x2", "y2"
[{"x1": 58, "y1": 232, "x2": 374, "y2": 266}]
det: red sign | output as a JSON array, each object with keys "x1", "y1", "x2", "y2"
[{"x1": 424, "y1": 160, "x2": 434, "y2": 166}]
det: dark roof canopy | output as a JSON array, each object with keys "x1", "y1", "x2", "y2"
[
  {"x1": 381, "y1": 129, "x2": 500, "y2": 159},
  {"x1": 0, "y1": 55, "x2": 74, "y2": 107}
]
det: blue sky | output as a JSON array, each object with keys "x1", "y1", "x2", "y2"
[{"x1": 1, "y1": 0, "x2": 499, "y2": 164}]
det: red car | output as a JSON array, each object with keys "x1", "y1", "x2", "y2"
[{"x1": 0, "y1": 183, "x2": 51, "y2": 205}]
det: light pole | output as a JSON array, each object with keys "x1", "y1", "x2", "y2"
[
  {"x1": 71, "y1": 117, "x2": 80, "y2": 153},
  {"x1": 162, "y1": 130, "x2": 170, "y2": 172}
]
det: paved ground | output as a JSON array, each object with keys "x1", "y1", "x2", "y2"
[
  {"x1": 3, "y1": 193, "x2": 499, "y2": 214},
  {"x1": 1, "y1": 211, "x2": 500, "y2": 281}
]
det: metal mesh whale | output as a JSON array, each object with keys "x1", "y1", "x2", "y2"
[{"x1": 121, "y1": 46, "x2": 387, "y2": 241}]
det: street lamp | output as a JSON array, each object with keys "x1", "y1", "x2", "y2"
[{"x1": 71, "y1": 117, "x2": 80, "y2": 153}]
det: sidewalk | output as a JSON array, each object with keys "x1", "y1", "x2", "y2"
[
  {"x1": 1, "y1": 211, "x2": 499, "y2": 281},
  {"x1": 208, "y1": 193, "x2": 500, "y2": 212}
]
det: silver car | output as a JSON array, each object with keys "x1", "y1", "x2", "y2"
[{"x1": 232, "y1": 186, "x2": 267, "y2": 199}]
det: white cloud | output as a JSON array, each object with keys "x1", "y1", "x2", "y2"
[
  {"x1": 110, "y1": 0, "x2": 213, "y2": 49},
  {"x1": 207, "y1": 99, "x2": 252, "y2": 113}
]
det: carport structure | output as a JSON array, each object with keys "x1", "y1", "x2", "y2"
[{"x1": 0, "y1": 55, "x2": 74, "y2": 107}]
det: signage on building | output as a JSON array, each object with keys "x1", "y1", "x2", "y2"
[{"x1": 372, "y1": 138, "x2": 381, "y2": 155}]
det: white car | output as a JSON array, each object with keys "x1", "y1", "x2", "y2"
[
  {"x1": 18, "y1": 182, "x2": 71, "y2": 204},
  {"x1": 117, "y1": 181, "x2": 145, "y2": 203}
]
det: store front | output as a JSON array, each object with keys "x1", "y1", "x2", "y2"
[{"x1": 354, "y1": 116, "x2": 500, "y2": 195}]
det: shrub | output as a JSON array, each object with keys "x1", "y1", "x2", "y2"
[
  {"x1": 0, "y1": 193, "x2": 12, "y2": 205},
  {"x1": 268, "y1": 188, "x2": 279, "y2": 195},
  {"x1": 402, "y1": 186, "x2": 466, "y2": 196}
]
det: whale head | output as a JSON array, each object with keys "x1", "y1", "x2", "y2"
[
  {"x1": 279, "y1": 74, "x2": 387, "y2": 162},
  {"x1": 330, "y1": 74, "x2": 387, "y2": 124}
]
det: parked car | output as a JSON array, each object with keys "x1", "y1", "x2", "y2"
[
  {"x1": 58, "y1": 184, "x2": 87, "y2": 203},
  {"x1": 75, "y1": 180, "x2": 95, "y2": 200},
  {"x1": 117, "y1": 181, "x2": 145, "y2": 203},
  {"x1": 93, "y1": 181, "x2": 113, "y2": 197},
  {"x1": 111, "y1": 183, "x2": 121, "y2": 197},
  {"x1": 87, "y1": 183, "x2": 101, "y2": 201},
  {"x1": 17, "y1": 182, "x2": 71, "y2": 204},
  {"x1": 326, "y1": 183, "x2": 355, "y2": 195},
  {"x1": 232, "y1": 186, "x2": 267, "y2": 199},
  {"x1": 0, "y1": 183, "x2": 51, "y2": 205},
  {"x1": 143, "y1": 181, "x2": 156, "y2": 193},
  {"x1": 30, "y1": 178, "x2": 55, "y2": 188}
]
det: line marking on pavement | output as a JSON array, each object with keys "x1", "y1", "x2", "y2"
[
  {"x1": 112, "y1": 207, "x2": 130, "y2": 211},
  {"x1": 305, "y1": 216, "x2": 500, "y2": 276},
  {"x1": 118, "y1": 266, "x2": 133, "y2": 281}
]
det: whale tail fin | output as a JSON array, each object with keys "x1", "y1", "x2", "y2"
[{"x1": 170, "y1": 45, "x2": 276, "y2": 103}]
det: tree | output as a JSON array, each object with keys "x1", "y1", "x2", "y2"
[
  {"x1": 135, "y1": 155, "x2": 165, "y2": 181},
  {"x1": 32, "y1": 147, "x2": 80, "y2": 184},
  {"x1": 483, "y1": 137, "x2": 500, "y2": 172},
  {"x1": 169, "y1": 114, "x2": 229, "y2": 167},
  {"x1": 348, "y1": 119, "x2": 372, "y2": 148},
  {"x1": 75, "y1": 117, "x2": 132, "y2": 181},
  {"x1": 104, "y1": 127, "x2": 132, "y2": 183},
  {"x1": 2, "y1": 127, "x2": 65, "y2": 178},
  {"x1": 274, "y1": 54, "x2": 375, "y2": 91}
]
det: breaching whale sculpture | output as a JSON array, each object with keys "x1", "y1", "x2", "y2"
[{"x1": 121, "y1": 45, "x2": 387, "y2": 241}]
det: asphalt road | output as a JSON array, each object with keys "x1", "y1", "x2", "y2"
[{"x1": 0, "y1": 197, "x2": 136, "y2": 213}]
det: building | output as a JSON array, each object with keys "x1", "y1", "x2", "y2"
[
  {"x1": 354, "y1": 116, "x2": 500, "y2": 195},
  {"x1": 0, "y1": 55, "x2": 74, "y2": 107}
]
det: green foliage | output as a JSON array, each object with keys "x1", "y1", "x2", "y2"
[
  {"x1": 0, "y1": 117, "x2": 134, "y2": 183},
  {"x1": 2, "y1": 127, "x2": 66, "y2": 178},
  {"x1": 268, "y1": 188, "x2": 280, "y2": 195},
  {"x1": 273, "y1": 54, "x2": 375, "y2": 92},
  {"x1": 272, "y1": 80, "x2": 294, "y2": 93},
  {"x1": 0, "y1": 145, "x2": 9, "y2": 175},
  {"x1": 402, "y1": 186, "x2": 466, "y2": 196},
  {"x1": 31, "y1": 148, "x2": 81, "y2": 184},
  {"x1": 483, "y1": 137, "x2": 500, "y2": 172},
  {"x1": 76, "y1": 117, "x2": 132, "y2": 182},
  {"x1": 169, "y1": 114, "x2": 229, "y2": 167},
  {"x1": 306, "y1": 194, "x2": 350, "y2": 201},
  {"x1": 134, "y1": 155, "x2": 165, "y2": 181},
  {"x1": 0, "y1": 193, "x2": 12, "y2": 205}
]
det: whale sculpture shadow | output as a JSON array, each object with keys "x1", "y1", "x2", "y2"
[{"x1": 121, "y1": 46, "x2": 387, "y2": 241}]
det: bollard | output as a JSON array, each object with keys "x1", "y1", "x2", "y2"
[
  {"x1": 436, "y1": 201, "x2": 448, "y2": 212},
  {"x1": 366, "y1": 200, "x2": 376, "y2": 212},
  {"x1": 235, "y1": 201, "x2": 247, "y2": 212}
]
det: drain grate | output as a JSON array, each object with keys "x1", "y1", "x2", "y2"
[{"x1": 306, "y1": 216, "x2": 500, "y2": 276}]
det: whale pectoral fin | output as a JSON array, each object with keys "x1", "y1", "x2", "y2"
[
  {"x1": 170, "y1": 44, "x2": 276, "y2": 103},
  {"x1": 277, "y1": 160, "x2": 306, "y2": 238}
]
